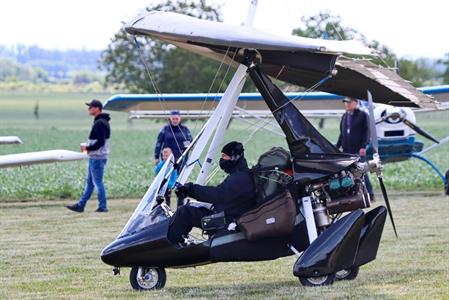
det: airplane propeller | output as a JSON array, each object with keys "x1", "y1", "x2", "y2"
[
  {"x1": 367, "y1": 91, "x2": 398, "y2": 238},
  {"x1": 376, "y1": 110, "x2": 440, "y2": 144}
]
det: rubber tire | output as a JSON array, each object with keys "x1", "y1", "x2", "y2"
[
  {"x1": 130, "y1": 266, "x2": 166, "y2": 291},
  {"x1": 298, "y1": 273, "x2": 335, "y2": 287},
  {"x1": 335, "y1": 266, "x2": 360, "y2": 281}
]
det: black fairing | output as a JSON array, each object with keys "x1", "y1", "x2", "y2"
[
  {"x1": 354, "y1": 206, "x2": 387, "y2": 267},
  {"x1": 293, "y1": 153, "x2": 359, "y2": 183},
  {"x1": 248, "y1": 65, "x2": 338, "y2": 158},
  {"x1": 210, "y1": 216, "x2": 309, "y2": 262},
  {"x1": 248, "y1": 66, "x2": 359, "y2": 181},
  {"x1": 101, "y1": 219, "x2": 211, "y2": 268},
  {"x1": 293, "y1": 209, "x2": 364, "y2": 277}
]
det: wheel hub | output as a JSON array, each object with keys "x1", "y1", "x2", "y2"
[{"x1": 136, "y1": 267, "x2": 158, "y2": 289}]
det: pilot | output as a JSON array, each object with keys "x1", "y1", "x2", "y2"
[{"x1": 167, "y1": 141, "x2": 256, "y2": 245}]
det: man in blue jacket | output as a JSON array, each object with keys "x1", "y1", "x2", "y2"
[
  {"x1": 336, "y1": 97, "x2": 374, "y2": 200},
  {"x1": 66, "y1": 99, "x2": 111, "y2": 213},
  {"x1": 167, "y1": 141, "x2": 256, "y2": 245},
  {"x1": 154, "y1": 111, "x2": 192, "y2": 166}
]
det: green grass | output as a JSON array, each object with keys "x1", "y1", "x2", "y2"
[
  {"x1": 0, "y1": 91, "x2": 448, "y2": 201},
  {"x1": 0, "y1": 195, "x2": 448, "y2": 299}
]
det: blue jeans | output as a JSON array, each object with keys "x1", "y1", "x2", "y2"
[{"x1": 78, "y1": 158, "x2": 108, "y2": 209}]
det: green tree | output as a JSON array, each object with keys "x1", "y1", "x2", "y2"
[
  {"x1": 292, "y1": 11, "x2": 441, "y2": 86},
  {"x1": 292, "y1": 11, "x2": 397, "y2": 68},
  {"x1": 398, "y1": 58, "x2": 439, "y2": 87},
  {"x1": 439, "y1": 52, "x2": 449, "y2": 84},
  {"x1": 99, "y1": 0, "x2": 232, "y2": 93},
  {"x1": 292, "y1": 11, "x2": 364, "y2": 41}
]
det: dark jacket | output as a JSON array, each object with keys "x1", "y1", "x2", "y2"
[
  {"x1": 155, "y1": 123, "x2": 192, "y2": 160},
  {"x1": 86, "y1": 113, "x2": 111, "y2": 159},
  {"x1": 188, "y1": 158, "x2": 256, "y2": 219},
  {"x1": 336, "y1": 108, "x2": 370, "y2": 154}
]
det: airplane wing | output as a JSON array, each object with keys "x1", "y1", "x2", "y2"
[
  {"x1": 103, "y1": 85, "x2": 447, "y2": 117},
  {"x1": 126, "y1": 11, "x2": 437, "y2": 109},
  {"x1": 0, "y1": 136, "x2": 23, "y2": 145},
  {"x1": 0, "y1": 150, "x2": 87, "y2": 168}
]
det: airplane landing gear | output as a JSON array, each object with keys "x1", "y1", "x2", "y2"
[
  {"x1": 298, "y1": 273, "x2": 335, "y2": 287},
  {"x1": 335, "y1": 266, "x2": 360, "y2": 281},
  {"x1": 130, "y1": 266, "x2": 166, "y2": 291}
]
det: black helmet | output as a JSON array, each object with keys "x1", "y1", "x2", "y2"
[{"x1": 221, "y1": 141, "x2": 244, "y2": 161}]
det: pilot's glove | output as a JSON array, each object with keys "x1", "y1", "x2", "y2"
[{"x1": 175, "y1": 182, "x2": 194, "y2": 199}]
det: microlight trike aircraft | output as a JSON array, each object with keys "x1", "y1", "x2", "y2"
[{"x1": 101, "y1": 1, "x2": 439, "y2": 290}]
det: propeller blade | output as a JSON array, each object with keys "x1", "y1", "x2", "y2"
[
  {"x1": 378, "y1": 176, "x2": 398, "y2": 239},
  {"x1": 366, "y1": 91, "x2": 379, "y2": 153},
  {"x1": 402, "y1": 118, "x2": 440, "y2": 144}
]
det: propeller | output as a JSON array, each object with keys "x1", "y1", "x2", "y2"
[
  {"x1": 367, "y1": 91, "x2": 398, "y2": 238},
  {"x1": 376, "y1": 110, "x2": 440, "y2": 144},
  {"x1": 401, "y1": 118, "x2": 440, "y2": 144}
]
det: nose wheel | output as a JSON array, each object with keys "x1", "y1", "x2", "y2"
[{"x1": 130, "y1": 266, "x2": 166, "y2": 290}]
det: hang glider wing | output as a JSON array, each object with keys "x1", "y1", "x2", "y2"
[
  {"x1": 0, "y1": 136, "x2": 23, "y2": 145},
  {"x1": 0, "y1": 150, "x2": 87, "y2": 168},
  {"x1": 125, "y1": 11, "x2": 437, "y2": 109}
]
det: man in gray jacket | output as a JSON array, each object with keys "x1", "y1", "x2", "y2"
[{"x1": 66, "y1": 100, "x2": 111, "y2": 213}]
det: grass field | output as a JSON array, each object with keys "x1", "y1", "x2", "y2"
[
  {"x1": 0, "y1": 92, "x2": 448, "y2": 299},
  {"x1": 0, "y1": 195, "x2": 448, "y2": 299},
  {"x1": 1, "y1": 92, "x2": 448, "y2": 200}
]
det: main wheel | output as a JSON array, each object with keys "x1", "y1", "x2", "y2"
[
  {"x1": 129, "y1": 266, "x2": 166, "y2": 291},
  {"x1": 335, "y1": 266, "x2": 359, "y2": 281},
  {"x1": 298, "y1": 273, "x2": 335, "y2": 287}
]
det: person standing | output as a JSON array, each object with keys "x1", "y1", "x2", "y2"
[
  {"x1": 155, "y1": 147, "x2": 178, "y2": 207},
  {"x1": 66, "y1": 99, "x2": 111, "y2": 213},
  {"x1": 154, "y1": 110, "x2": 192, "y2": 166},
  {"x1": 336, "y1": 97, "x2": 375, "y2": 201}
]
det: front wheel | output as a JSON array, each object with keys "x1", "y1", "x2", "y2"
[
  {"x1": 129, "y1": 266, "x2": 166, "y2": 291},
  {"x1": 298, "y1": 273, "x2": 335, "y2": 287},
  {"x1": 335, "y1": 266, "x2": 359, "y2": 281}
]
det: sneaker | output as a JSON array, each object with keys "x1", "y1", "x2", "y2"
[
  {"x1": 66, "y1": 203, "x2": 84, "y2": 213},
  {"x1": 95, "y1": 208, "x2": 109, "y2": 213}
]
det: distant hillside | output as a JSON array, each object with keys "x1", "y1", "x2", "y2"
[{"x1": 0, "y1": 44, "x2": 101, "y2": 81}]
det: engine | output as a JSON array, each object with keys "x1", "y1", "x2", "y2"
[{"x1": 309, "y1": 163, "x2": 371, "y2": 229}]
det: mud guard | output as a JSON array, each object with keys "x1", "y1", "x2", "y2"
[
  {"x1": 353, "y1": 206, "x2": 387, "y2": 267},
  {"x1": 293, "y1": 209, "x2": 364, "y2": 278}
]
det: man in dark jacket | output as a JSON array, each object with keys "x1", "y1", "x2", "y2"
[
  {"x1": 66, "y1": 99, "x2": 111, "y2": 213},
  {"x1": 154, "y1": 110, "x2": 192, "y2": 165},
  {"x1": 336, "y1": 97, "x2": 374, "y2": 200},
  {"x1": 167, "y1": 141, "x2": 256, "y2": 245}
]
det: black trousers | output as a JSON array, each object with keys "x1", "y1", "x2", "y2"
[
  {"x1": 167, "y1": 205, "x2": 212, "y2": 244},
  {"x1": 164, "y1": 188, "x2": 172, "y2": 207}
]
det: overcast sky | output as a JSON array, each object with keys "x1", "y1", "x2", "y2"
[{"x1": 0, "y1": 0, "x2": 448, "y2": 58}]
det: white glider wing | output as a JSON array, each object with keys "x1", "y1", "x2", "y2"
[
  {"x1": 127, "y1": 11, "x2": 373, "y2": 55},
  {"x1": 0, "y1": 150, "x2": 87, "y2": 168},
  {"x1": 0, "y1": 136, "x2": 23, "y2": 145}
]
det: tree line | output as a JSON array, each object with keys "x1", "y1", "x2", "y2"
[
  {"x1": 1, "y1": 0, "x2": 448, "y2": 93},
  {"x1": 100, "y1": 1, "x2": 449, "y2": 93}
]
